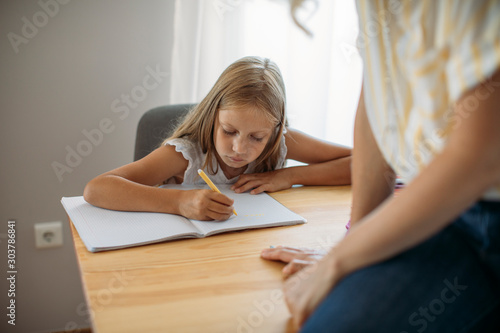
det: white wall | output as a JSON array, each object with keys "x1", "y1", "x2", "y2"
[{"x1": 0, "y1": 1, "x2": 175, "y2": 332}]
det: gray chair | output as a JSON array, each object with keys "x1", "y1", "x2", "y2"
[{"x1": 134, "y1": 104, "x2": 195, "y2": 161}]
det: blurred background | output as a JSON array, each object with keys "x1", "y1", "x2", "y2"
[{"x1": 0, "y1": 0, "x2": 361, "y2": 331}]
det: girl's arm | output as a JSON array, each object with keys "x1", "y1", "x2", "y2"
[
  {"x1": 83, "y1": 145, "x2": 235, "y2": 220},
  {"x1": 282, "y1": 69, "x2": 500, "y2": 327},
  {"x1": 232, "y1": 128, "x2": 352, "y2": 194}
]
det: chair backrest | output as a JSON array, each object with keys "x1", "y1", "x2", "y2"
[{"x1": 134, "y1": 104, "x2": 195, "y2": 161}]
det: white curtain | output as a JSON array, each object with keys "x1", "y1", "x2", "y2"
[{"x1": 169, "y1": 0, "x2": 361, "y2": 147}]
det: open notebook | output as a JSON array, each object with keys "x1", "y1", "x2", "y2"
[{"x1": 61, "y1": 184, "x2": 306, "y2": 252}]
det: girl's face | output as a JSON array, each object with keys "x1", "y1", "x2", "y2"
[{"x1": 214, "y1": 107, "x2": 275, "y2": 175}]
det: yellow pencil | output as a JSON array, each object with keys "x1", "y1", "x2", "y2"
[{"x1": 197, "y1": 169, "x2": 237, "y2": 216}]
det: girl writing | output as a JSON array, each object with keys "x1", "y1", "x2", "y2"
[{"x1": 84, "y1": 56, "x2": 351, "y2": 221}]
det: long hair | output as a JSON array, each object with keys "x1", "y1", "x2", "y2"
[{"x1": 163, "y1": 56, "x2": 288, "y2": 174}]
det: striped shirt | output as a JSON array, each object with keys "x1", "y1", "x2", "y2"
[{"x1": 356, "y1": 0, "x2": 500, "y2": 200}]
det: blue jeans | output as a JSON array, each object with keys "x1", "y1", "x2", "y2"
[{"x1": 301, "y1": 201, "x2": 500, "y2": 333}]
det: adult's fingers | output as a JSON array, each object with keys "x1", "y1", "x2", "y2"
[
  {"x1": 282, "y1": 258, "x2": 313, "y2": 278},
  {"x1": 261, "y1": 246, "x2": 315, "y2": 263}
]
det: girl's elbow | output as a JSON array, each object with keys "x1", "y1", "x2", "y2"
[
  {"x1": 338, "y1": 157, "x2": 352, "y2": 185},
  {"x1": 343, "y1": 149, "x2": 353, "y2": 159},
  {"x1": 83, "y1": 179, "x2": 99, "y2": 204},
  {"x1": 338, "y1": 169, "x2": 352, "y2": 186}
]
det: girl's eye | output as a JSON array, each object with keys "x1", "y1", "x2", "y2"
[
  {"x1": 251, "y1": 136, "x2": 264, "y2": 142},
  {"x1": 223, "y1": 129, "x2": 235, "y2": 136}
]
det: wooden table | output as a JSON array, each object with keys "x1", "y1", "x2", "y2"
[{"x1": 70, "y1": 186, "x2": 352, "y2": 333}]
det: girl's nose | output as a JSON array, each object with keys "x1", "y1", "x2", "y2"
[{"x1": 232, "y1": 137, "x2": 247, "y2": 153}]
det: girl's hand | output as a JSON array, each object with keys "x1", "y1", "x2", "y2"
[
  {"x1": 177, "y1": 189, "x2": 235, "y2": 221},
  {"x1": 260, "y1": 246, "x2": 326, "y2": 278},
  {"x1": 231, "y1": 170, "x2": 292, "y2": 194}
]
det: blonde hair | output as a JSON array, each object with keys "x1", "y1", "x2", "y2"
[{"x1": 164, "y1": 56, "x2": 288, "y2": 175}]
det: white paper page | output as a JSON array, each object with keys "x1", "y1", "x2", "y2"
[
  {"x1": 61, "y1": 196, "x2": 200, "y2": 252},
  {"x1": 160, "y1": 184, "x2": 306, "y2": 236}
]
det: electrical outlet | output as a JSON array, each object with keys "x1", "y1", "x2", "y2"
[{"x1": 34, "y1": 221, "x2": 63, "y2": 249}]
